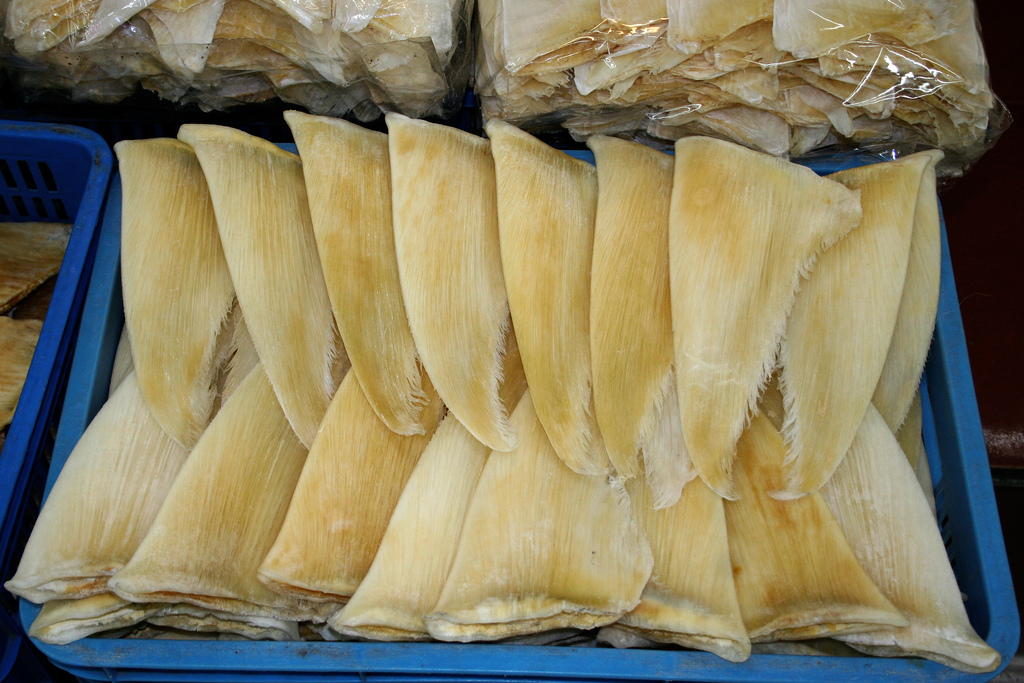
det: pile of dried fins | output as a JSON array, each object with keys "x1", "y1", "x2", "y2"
[
  {"x1": 1, "y1": 220, "x2": 72, "y2": 448},
  {"x1": 476, "y1": 0, "x2": 1003, "y2": 168},
  {"x1": 1, "y1": 0, "x2": 470, "y2": 117},
  {"x1": 4, "y1": 116, "x2": 1000, "y2": 674}
]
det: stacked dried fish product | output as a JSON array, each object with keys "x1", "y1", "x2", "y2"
[
  {"x1": 488, "y1": 119, "x2": 607, "y2": 475},
  {"x1": 4, "y1": 135, "x2": 250, "y2": 641},
  {"x1": 0, "y1": 220, "x2": 71, "y2": 433},
  {"x1": 588, "y1": 135, "x2": 692, "y2": 506},
  {"x1": 668, "y1": 136, "x2": 861, "y2": 499},
  {"x1": 4, "y1": 121, "x2": 1002, "y2": 675},
  {"x1": 0, "y1": 317, "x2": 42, "y2": 429},
  {"x1": 477, "y1": 0, "x2": 1004, "y2": 168},
  {"x1": 1, "y1": 0, "x2": 471, "y2": 116},
  {"x1": 426, "y1": 389, "x2": 653, "y2": 641},
  {"x1": 0, "y1": 221, "x2": 71, "y2": 315},
  {"x1": 332, "y1": 340, "x2": 528, "y2": 640},
  {"x1": 777, "y1": 151, "x2": 941, "y2": 497}
]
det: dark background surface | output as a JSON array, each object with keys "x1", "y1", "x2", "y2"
[{"x1": 945, "y1": 0, "x2": 1024, "y2": 473}]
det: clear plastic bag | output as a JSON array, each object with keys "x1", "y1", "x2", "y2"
[
  {"x1": 0, "y1": 0, "x2": 471, "y2": 118},
  {"x1": 476, "y1": 0, "x2": 1008, "y2": 172}
]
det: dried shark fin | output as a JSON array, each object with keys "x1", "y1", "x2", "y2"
[
  {"x1": 725, "y1": 411, "x2": 907, "y2": 642},
  {"x1": 116, "y1": 138, "x2": 236, "y2": 449},
  {"x1": 5, "y1": 373, "x2": 190, "y2": 603},
  {"x1": 897, "y1": 390, "x2": 924, "y2": 473},
  {"x1": 895, "y1": 390, "x2": 937, "y2": 515},
  {"x1": 0, "y1": 221, "x2": 71, "y2": 314},
  {"x1": 257, "y1": 369, "x2": 445, "y2": 609},
  {"x1": 776, "y1": 155, "x2": 931, "y2": 498},
  {"x1": 79, "y1": 0, "x2": 159, "y2": 45},
  {"x1": 638, "y1": 376, "x2": 696, "y2": 509},
  {"x1": 618, "y1": 474, "x2": 750, "y2": 662},
  {"x1": 333, "y1": 0, "x2": 381, "y2": 32},
  {"x1": 588, "y1": 135, "x2": 675, "y2": 481},
  {"x1": 822, "y1": 405, "x2": 1000, "y2": 673},
  {"x1": 757, "y1": 373, "x2": 786, "y2": 431},
  {"x1": 217, "y1": 303, "x2": 259, "y2": 405},
  {"x1": 142, "y1": 0, "x2": 227, "y2": 77},
  {"x1": 108, "y1": 327, "x2": 134, "y2": 399},
  {"x1": 284, "y1": 110, "x2": 427, "y2": 437},
  {"x1": 425, "y1": 389, "x2": 653, "y2": 641},
  {"x1": 147, "y1": 604, "x2": 299, "y2": 641},
  {"x1": 9, "y1": 275, "x2": 56, "y2": 321},
  {"x1": 669, "y1": 137, "x2": 861, "y2": 499},
  {"x1": 29, "y1": 593, "x2": 165, "y2": 645},
  {"x1": 0, "y1": 317, "x2": 42, "y2": 429},
  {"x1": 487, "y1": 119, "x2": 608, "y2": 475},
  {"x1": 772, "y1": 0, "x2": 955, "y2": 60},
  {"x1": 178, "y1": 124, "x2": 339, "y2": 448},
  {"x1": 331, "y1": 337, "x2": 528, "y2": 641},
  {"x1": 387, "y1": 114, "x2": 514, "y2": 452},
  {"x1": 873, "y1": 150, "x2": 944, "y2": 432},
  {"x1": 4, "y1": 0, "x2": 100, "y2": 54},
  {"x1": 499, "y1": 0, "x2": 602, "y2": 73},
  {"x1": 108, "y1": 365, "x2": 331, "y2": 623},
  {"x1": 667, "y1": 0, "x2": 772, "y2": 55},
  {"x1": 601, "y1": 0, "x2": 665, "y2": 26}
]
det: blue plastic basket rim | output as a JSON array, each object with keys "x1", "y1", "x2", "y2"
[
  {"x1": 18, "y1": 148, "x2": 1020, "y2": 682},
  {"x1": 0, "y1": 121, "x2": 113, "y2": 502}
]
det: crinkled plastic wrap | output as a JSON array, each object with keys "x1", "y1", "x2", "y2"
[
  {"x1": 0, "y1": 0, "x2": 471, "y2": 117},
  {"x1": 476, "y1": 0, "x2": 1007, "y2": 170}
]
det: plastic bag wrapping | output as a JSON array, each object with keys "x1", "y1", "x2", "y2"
[
  {"x1": 0, "y1": 0, "x2": 471, "y2": 117},
  {"x1": 476, "y1": 0, "x2": 1007, "y2": 171}
]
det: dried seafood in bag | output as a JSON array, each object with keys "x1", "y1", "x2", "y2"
[
  {"x1": 477, "y1": 0, "x2": 1003, "y2": 170},
  {"x1": 3, "y1": 0, "x2": 472, "y2": 118}
]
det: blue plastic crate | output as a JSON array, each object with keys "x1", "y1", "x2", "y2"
[
  {"x1": 17, "y1": 148, "x2": 1019, "y2": 682},
  {"x1": 0, "y1": 121, "x2": 113, "y2": 680}
]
